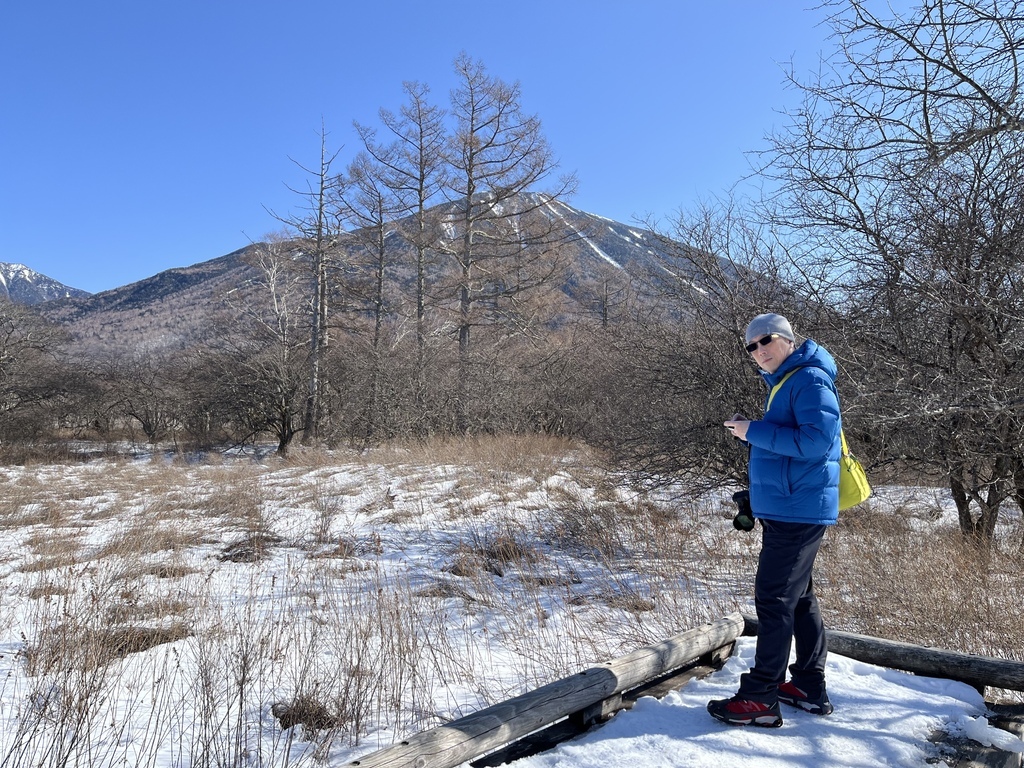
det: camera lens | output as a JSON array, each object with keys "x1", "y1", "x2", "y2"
[{"x1": 733, "y1": 512, "x2": 755, "y2": 531}]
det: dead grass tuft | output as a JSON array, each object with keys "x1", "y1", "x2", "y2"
[
  {"x1": 218, "y1": 533, "x2": 284, "y2": 562},
  {"x1": 602, "y1": 591, "x2": 657, "y2": 614},
  {"x1": 101, "y1": 624, "x2": 192, "y2": 659},
  {"x1": 355, "y1": 486, "x2": 398, "y2": 516},
  {"x1": 415, "y1": 578, "x2": 480, "y2": 602},
  {"x1": 195, "y1": 465, "x2": 267, "y2": 529},
  {"x1": 271, "y1": 697, "x2": 339, "y2": 735},
  {"x1": 481, "y1": 531, "x2": 536, "y2": 564},
  {"x1": 27, "y1": 582, "x2": 70, "y2": 600},
  {"x1": 96, "y1": 521, "x2": 202, "y2": 559},
  {"x1": 27, "y1": 621, "x2": 191, "y2": 673},
  {"x1": 546, "y1": 484, "x2": 627, "y2": 557}
]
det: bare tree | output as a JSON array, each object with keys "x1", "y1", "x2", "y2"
[
  {"x1": 112, "y1": 354, "x2": 178, "y2": 445},
  {"x1": 766, "y1": 0, "x2": 1024, "y2": 541},
  {"x1": 442, "y1": 53, "x2": 578, "y2": 430},
  {"x1": 356, "y1": 82, "x2": 448, "y2": 432},
  {"x1": 213, "y1": 234, "x2": 312, "y2": 454},
  {"x1": 587, "y1": 198, "x2": 808, "y2": 488},
  {"x1": 269, "y1": 125, "x2": 347, "y2": 444},
  {"x1": 0, "y1": 301, "x2": 71, "y2": 445},
  {"x1": 339, "y1": 150, "x2": 407, "y2": 443}
]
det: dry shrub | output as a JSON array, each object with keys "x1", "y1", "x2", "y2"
[
  {"x1": 218, "y1": 533, "x2": 283, "y2": 562},
  {"x1": 546, "y1": 484, "x2": 627, "y2": 556}
]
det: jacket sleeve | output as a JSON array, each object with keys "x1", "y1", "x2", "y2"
[{"x1": 744, "y1": 370, "x2": 840, "y2": 459}]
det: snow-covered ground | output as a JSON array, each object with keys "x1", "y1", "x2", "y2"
[
  {"x1": 511, "y1": 639, "x2": 1023, "y2": 768},
  {"x1": 0, "y1": 447, "x2": 1018, "y2": 767}
]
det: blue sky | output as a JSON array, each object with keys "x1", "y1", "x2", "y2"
[{"x1": 1, "y1": 1, "x2": 835, "y2": 294}]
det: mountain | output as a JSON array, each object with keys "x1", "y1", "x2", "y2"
[
  {"x1": 37, "y1": 247, "x2": 259, "y2": 354},
  {"x1": 0, "y1": 262, "x2": 91, "y2": 305},
  {"x1": 34, "y1": 197, "x2": 712, "y2": 355}
]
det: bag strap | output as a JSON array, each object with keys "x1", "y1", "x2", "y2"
[
  {"x1": 766, "y1": 368, "x2": 799, "y2": 411},
  {"x1": 767, "y1": 366, "x2": 852, "y2": 458}
]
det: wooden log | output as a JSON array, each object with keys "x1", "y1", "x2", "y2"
[
  {"x1": 471, "y1": 650, "x2": 734, "y2": 768},
  {"x1": 742, "y1": 614, "x2": 1024, "y2": 692},
  {"x1": 347, "y1": 612, "x2": 746, "y2": 768}
]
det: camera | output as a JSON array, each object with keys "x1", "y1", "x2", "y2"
[{"x1": 731, "y1": 490, "x2": 755, "y2": 531}]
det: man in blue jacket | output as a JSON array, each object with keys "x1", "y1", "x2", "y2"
[{"x1": 708, "y1": 313, "x2": 841, "y2": 728}]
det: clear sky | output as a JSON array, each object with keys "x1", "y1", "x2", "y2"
[{"x1": 1, "y1": 1, "x2": 836, "y2": 294}]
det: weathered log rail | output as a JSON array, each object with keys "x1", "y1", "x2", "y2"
[
  {"x1": 345, "y1": 612, "x2": 1024, "y2": 768},
  {"x1": 741, "y1": 614, "x2": 1024, "y2": 694},
  {"x1": 348, "y1": 613, "x2": 746, "y2": 768}
]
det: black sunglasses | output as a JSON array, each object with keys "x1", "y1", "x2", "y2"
[{"x1": 745, "y1": 334, "x2": 780, "y2": 353}]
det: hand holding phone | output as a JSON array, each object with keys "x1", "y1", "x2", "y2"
[{"x1": 724, "y1": 413, "x2": 750, "y2": 442}]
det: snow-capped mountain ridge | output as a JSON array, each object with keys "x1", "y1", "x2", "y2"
[
  {"x1": 31, "y1": 195, "x2": 732, "y2": 353},
  {"x1": 0, "y1": 261, "x2": 91, "y2": 305}
]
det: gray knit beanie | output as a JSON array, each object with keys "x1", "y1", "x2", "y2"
[{"x1": 745, "y1": 313, "x2": 795, "y2": 345}]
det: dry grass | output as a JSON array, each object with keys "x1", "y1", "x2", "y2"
[
  {"x1": 95, "y1": 520, "x2": 203, "y2": 558},
  {"x1": 198, "y1": 465, "x2": 267, "y2": 526},
  {"x1": 25, "y1": 621, "x2": 192, "y2": 674},
  {"x1": 820, "y1": 511, "x2": 1024, "y2": 655},
  {"x1": 0, "y1": 437, "x2": 1021, "y2": 767}
]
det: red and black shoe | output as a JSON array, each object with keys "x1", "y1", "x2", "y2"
[
  {"x1": 707, "y1": 695, "x2": 783, "y2": 727},
  {"x1": 777, "y1": 681, "x2": 834, "y2": 715}
]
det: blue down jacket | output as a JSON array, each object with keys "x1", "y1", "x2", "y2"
[{"x1": 745, "y1": 340, "x2": 842, "y2": 525}]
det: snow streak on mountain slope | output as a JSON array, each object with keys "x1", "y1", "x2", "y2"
[{"x1": 543, "y1": 199, "x2": 624, "y2": 269}]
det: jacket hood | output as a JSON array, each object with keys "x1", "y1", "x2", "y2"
[{"x1": 762, "y1": 339, "x2": 838, "y2": 387}]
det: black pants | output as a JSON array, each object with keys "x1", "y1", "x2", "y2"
[{"x1": 739, "y1": 518, "x2": 829, "y2": 703}]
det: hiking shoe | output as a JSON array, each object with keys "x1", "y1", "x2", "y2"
[
  {"x1": 777, "y1": 681, "x2": 834, "y2": 715},
  {"x1": 707, "y1": 695, "x2": 783, "y2": 727}
]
